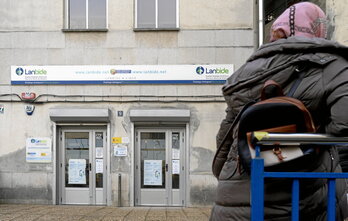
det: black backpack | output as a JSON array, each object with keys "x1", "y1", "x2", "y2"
[{"x1": 237, "y1": 80, "x2": 316, "y2": 174}]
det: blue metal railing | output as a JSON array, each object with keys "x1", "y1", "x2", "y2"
[{"x1": 250, "y1": 133, "x2": 348, "y2": 221}]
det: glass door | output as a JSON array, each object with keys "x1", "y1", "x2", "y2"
[
  {"x1": 135, "y1": 129, "x2": 185, "y2": 206},
  {"x1": 60, "y1": 129, "x2": 106, "y2": 205}
]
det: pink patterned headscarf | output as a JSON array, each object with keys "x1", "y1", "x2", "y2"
[{"x1": 270, "y1": 2, "x2": 328, "y2": 42}]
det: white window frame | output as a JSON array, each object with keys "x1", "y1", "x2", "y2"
[
  {"x1": 134, "y1": 0, "x2": 179, "y2": 30},
  {"x1": 64, "y1": 0, "x2": 108, "y2": 31}
]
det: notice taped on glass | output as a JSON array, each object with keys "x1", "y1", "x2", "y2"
[
  {"x1": 143, "y1": 160, "x2": 162, "y2": 186},
  {"x1": 68, "y1": 159, "x2": 86, "y2": 184}
]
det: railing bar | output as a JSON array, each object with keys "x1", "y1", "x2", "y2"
[
  {"x1": 250, "y1": 134, "x2": 348, "y2": 220},
  {"x1": 253, "y1": 133, "x2": 348, "y2": 144},
  {"x1": 264, "y1": 172, "x2": 348, "y2": 179},
  {"x1": 327, "y1": 179, "x2": 336, "y2": 221},
  {"x1": 291, "y1": 179, "x2": 300, "y2": 221}
]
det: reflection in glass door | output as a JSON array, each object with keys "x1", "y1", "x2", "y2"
[
  {"x1": 60, "y1": 129, "x2": 106, "y2": 205},
  {"x1": 135, "y1": 129, "x2": 185, "y2": 206}
]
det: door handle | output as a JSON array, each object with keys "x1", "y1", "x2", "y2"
[{"x1": 86, "y1": 163, "x2": 92, "y2": 171}]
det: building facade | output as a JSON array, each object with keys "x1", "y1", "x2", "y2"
[{"x1": 0, "y1": 0, "x2": 347, "y2": 206}]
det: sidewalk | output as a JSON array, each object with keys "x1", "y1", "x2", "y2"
[{"x1": 0, "y1": 204, "x2": 212, "y2": 221}]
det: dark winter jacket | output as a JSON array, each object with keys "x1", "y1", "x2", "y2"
[{"x1": 210, "y1": 37, "x2": 348, "y2": 221}]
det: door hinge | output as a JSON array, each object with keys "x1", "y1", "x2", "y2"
[{"x1": 60, "y1": 197, "x2": 62, "y2": 203}]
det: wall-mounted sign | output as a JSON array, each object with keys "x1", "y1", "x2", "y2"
[
  {"x1": 114, "y1": 145, "x2": 127, "y2": 157},
  {"x1": 25, "y1": 105, "x2": 35, "y2": 115},
  {"x1": 26, "y1": 137, "x2": 52, "y2": 163},
  {"x1": 21, "y1": 92, "x2": 36, "y2": 100},
  {"x1": 112, "y1": 137, "x2": 129, "y2": 144},
  {"x1": 11, "y1": 65, "x2": 233, "y2": 85},
  {"x1": 112, "y1": 137, "x2": 122, "y2": 144}
]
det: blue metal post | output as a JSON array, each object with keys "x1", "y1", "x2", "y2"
[
  {"x1": 251, "y1": 145, "x2": 264, "y2": 221},
  {"x1": 327, "y1": 179, "x2": 336, "y2": 221},
  {"x1": 291, "y1": 179, "x2": 299, "y2": 221}
]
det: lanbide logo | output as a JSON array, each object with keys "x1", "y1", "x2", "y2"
[
  {"x1": 24, "y1": 69, "x2": 47, "y2": 75},
  {"x1": 196, "y1": 66, "x2": 205, "y2": 75},
  {"x1": 206, "y1": 67, "x2": 229, "y2": 74},
  {"x1": 16, "y1": 68, "x2": 24, "y2": 76},
  {"x1": 16, "y1": 67, "x2": 47, "y2": 75},
  {"x1": 196, "y1": 66, "x2": 230, "y2": 75}
]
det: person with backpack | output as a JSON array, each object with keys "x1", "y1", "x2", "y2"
[{"x1": 210, "y1": 2, "x2": 348, "y2": 220}]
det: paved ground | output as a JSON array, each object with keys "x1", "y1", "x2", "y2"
[{"x1": 0, "y1": 204, "x2": 212, "y2": 221}]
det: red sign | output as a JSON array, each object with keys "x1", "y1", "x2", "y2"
[{"x1": 21, "y1": 92, "x2": 36, "y2": 100}]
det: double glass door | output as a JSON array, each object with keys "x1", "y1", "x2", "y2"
[
  {"x1": 135, "y1": 129, "x2": 185, "y2": 206},
  {"x1": 59, "y1": 128, "x2": 106, "y2": 205}
]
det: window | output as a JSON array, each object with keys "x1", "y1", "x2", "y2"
[
  {"x1": 135, "y1": 0, "x2": 178, "y2": 29},
  {"x1": 65, "y1": 0, "x2": 107, "y2": 30},
  {"x1": 262, "y1": 0, "x2": 325, "y2": 43}
]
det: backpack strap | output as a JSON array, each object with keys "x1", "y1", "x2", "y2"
[{"x1": 287, "y1": 66, "x2": 306, "y2": 97}]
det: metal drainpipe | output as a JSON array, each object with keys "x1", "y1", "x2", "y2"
[
  {"x1": 118, "y1": 173, "x2": 122, "y2": 207},
  {"x1": 258, "y1": 0, "x2": 264, "y2": 47}
]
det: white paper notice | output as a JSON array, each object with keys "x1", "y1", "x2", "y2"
[
  {"x1": 143, "y1": 160, "x2": 162, "y2": 186},
  {"x1": 114, "y1": 145, "x2": 127, "y2": 156},
  {"x1": 96, "y1": 147, "x2": 103, "y2": 158},
  {"x1": 96, "y1": 159, "x2": 103, "y2": 173},
  {"x1": 68, "y1": 159, "x2": 86, "y2": 184},
  {"x1": 172, "y1": 160, "x2": 180, "y2": 174},
  {"x1": 172, "y1": 149, "x2": 180, "y2": 159}
]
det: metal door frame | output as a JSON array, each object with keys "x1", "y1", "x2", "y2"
[
  {"x1": 58, "y1": 127, "x2": 107, "y2": 205},
  {"x1": 134, "y1": 128, "x2": 186, "y2": 206}
]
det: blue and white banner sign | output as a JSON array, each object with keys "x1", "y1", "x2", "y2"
[{"x1": 11, "y1": 65, "x2": 233, "y2": 85}]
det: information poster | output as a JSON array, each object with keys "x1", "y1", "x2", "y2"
[
  {"x1": 172, "y1": 160, "x2": 180, "y2": 174},
  {"x1": 68, "y1": 159, "x2": 86, "y2": 184},
  {"x1": 143, "y1": 160, "x2": 162, "y2": 186},
  {"x1": 96, "y1": 159, "x2": 103, "y2": 173},
  {"x1": 114, "y1": 145, "x2": 128, "y2": 156},
  {"x1": 26, "y1": 138, "x2": 52, "y2": 163}
]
